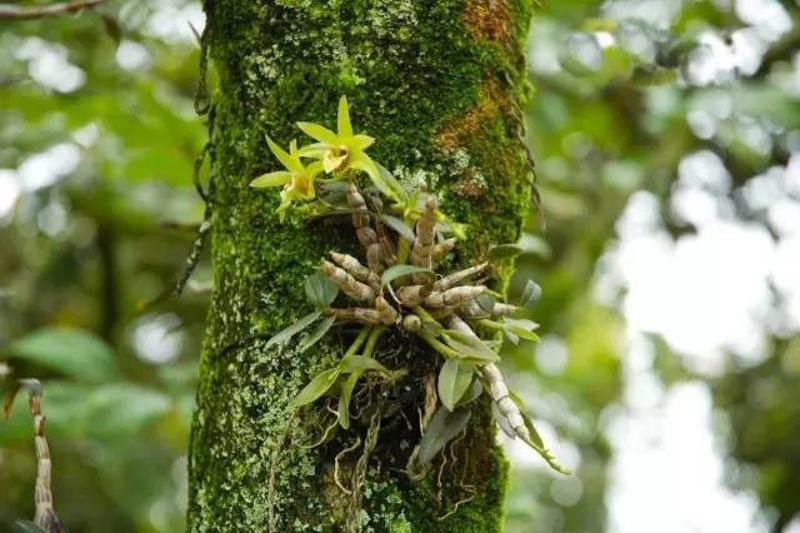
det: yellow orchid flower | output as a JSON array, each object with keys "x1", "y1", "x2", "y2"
[
  {"x1": 297, "y1": 96, "x2": 406, "y2": 202},
  {"x1": 297, "y1": 96, "x2": 376, "y2": 172},
  {"x1": 250, "y1": 137, "x2": 323, "y2": 221}
]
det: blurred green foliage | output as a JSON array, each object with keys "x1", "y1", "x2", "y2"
[
  {"x1": 1, "y1": 2, "x2": 205, "y2": 531},
  {"x1": 1, "y1": 0, "x2": 798, "y2": 532}
]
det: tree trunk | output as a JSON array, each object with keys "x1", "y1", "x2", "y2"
[{"x1": 188, "y1": 1, "x2": 535, "y2": 531}]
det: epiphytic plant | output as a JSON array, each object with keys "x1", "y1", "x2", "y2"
[
  {"x1": 3, "y1": 373, "x2": 66, "y2": 533},
  {"x1": 251, "y1": 138, "x2": 324, "y2": 221},
  {"x1": 252, "y1": 97, "x2": 567, "y2": 479}
]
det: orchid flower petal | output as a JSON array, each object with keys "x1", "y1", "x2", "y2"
[
  {"x1": 250, "y1": 171, "x2": 292, "y2": 188},
  {"x1": 337, "y1": 96, "x2": 353, "y2": 137},
  {"x1": 297, "y1": 122, "x2": 338, "y2": 145}
]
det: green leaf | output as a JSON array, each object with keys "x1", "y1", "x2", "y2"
[
  {"x1": 337, "y1": 371, "x2": 362, "y2": 429},
  {"x1": 417, "y1": 406, "x2": 472, "y2": 465},
  {"x1": 506, "y1": 326, "x2": 539, "y2": 344},
  {"x1": 336, "y1": 354, "x2": 391, "y2": 428},
  {"x1": 290, "y1": 367, "x2": 341, "y2": 409},
  {"x1": 2, "y1": 382, "x2": 89, "y2": 440},
  {"x1": 518, "y1": 280, "x2": 542, "y2": 307},
  {"x1": 457, "y1": 378, "x2": 484, "y2": 407},
  {"x1": 2, "y1": 381, "x2": 162, "y2": 441},
  {"x1": 421, "y1": 317, "x2": 444, "y2": 335},
  {"x1": 351, "y1": 157, "x2": 393, "y2": 200},
  {"x1": 503, "y1": 327, "x2": 520, "y2": 346},
  {"x1": 381, "y1": 264, "x2": 434, "y2": 287},
  {"x1": 519, "y1": 409, "x2": 547, "y2": 451},
  {"x1": 476, "y1": 294, "x2": 495, "y2": 312},
  {"x1": 516, "y1": 233, "x2": 553, "y2": 260},
  {"x1": 376, "y1": 163, "x2": 408, "y2": 202},
  {"x1": 340, "y1": 355, "x2": 387, "y2": 374},
  {"x1": 315, "y1": 179, "x2": 349, "y2": 206},
  {"x1": 437, "y1": 359, "x2": 475, "y2": 411},
  {"x1": 506, "y1": 391, "x2": 569, "y2": 474},
  {"x1": 380, "y1": 214, "x2": 416, "y2": 242},
  {"x1": 298, "y1": 315, "x2": 336, "y2": 353},
  {"x1": 504, "y1": 318, "x2": 540, "y2": 342},
  {"x1": 304, "y1": 272, "x2": 340, "y2": 308},
  {"x1": 6, "y1": 328, "x2": 117, "y2": 382},
  {"x1": 436, "y1": 218, "x2": 468, "y2": 240},
  {"x1": 3, "y1": 379, "x2": 41, "y2": 420},
  {"x1": 491, "y1": 401, "x2": 515, "y2": 438},
  {"x1": 13, "y1": 521, "x2": 46, "y2": 533},
  {"x1": 85, "y1": 384, "x2": 171, "y2": 438},
  {"x1": 509, "y1": 391, "x2": 544, "y2": 449},
  {"x1": 442, "y1": 330, "x2": 500, "y2": 362},
  {"x1": 488, "y1": 244, "x2": 523, "y2": 262},
  {"x1": 505, "y1": 318, "x2": 538, "y2": 331},
  {"x1": 265, "y1": 311, "x2": 322, "y2": 348}
]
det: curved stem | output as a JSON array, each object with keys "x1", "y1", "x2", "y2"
[
  {"x1": 477, "y1": 319, "x2": 504, "y2": 330},
  {"x1": 412, "y1": 306, "x2": 437, "y2": 324},
  {"x1": 344, "y1": 327, "x2": 371, "y2": 357},
  {"x1": 396, "y1": 237, "x2": 410, "y2": 265},
  {"x1": 417, "y1": 331, "x2": 460, "y2": 359},
  {"x1": 362, "y1": 326, "x2": 385, "y2": 358},
  {"x1": 394, "y1": 210, "x2": 415, "y2": 264}
]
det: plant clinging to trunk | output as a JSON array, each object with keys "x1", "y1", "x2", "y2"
[
  {"x1": 251, "y1": 97, "x2": 568, "y2": 528},
  {"x1": 190, "y1": 2, "x2": 544, "y2": 528}
]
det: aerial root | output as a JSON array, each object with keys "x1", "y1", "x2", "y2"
[
  {"x1": 345, "y1": 410, "x2": 382, "y2": 533},
  {"x1": 436, "y1": 489, "x2": 477, "y2": 522},
  {"x1": 301, "y1": 406, "x2": 340, "y2": 450},
  {"x1": 434, "y1": 429, "x2": 474, "y2": 521},
  {"x1": 334, "y1": 437, "x2": 362, "y2": 496},
  {"x1": 436, "y1": 448, "x2": 448, "y2": 504},
  {"x1": 420, "y1": 373, "x2": 438, "y2": 432}
]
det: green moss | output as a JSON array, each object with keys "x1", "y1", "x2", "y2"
[{"x1": 188, "y1": 1, "x2": 534, "y2": 531}]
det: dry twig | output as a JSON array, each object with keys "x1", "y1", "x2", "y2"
[{"x1": 0, "y1": 0, "x2": 102, "y2": 20}]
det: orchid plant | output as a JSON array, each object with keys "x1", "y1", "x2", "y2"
[{"x1": 252, "y1": 96, "x2": 567, "y2": 478}]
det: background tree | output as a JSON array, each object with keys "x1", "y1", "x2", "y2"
[{"x1": 186, "y1": 1, "x2": 539, "y2": 530}]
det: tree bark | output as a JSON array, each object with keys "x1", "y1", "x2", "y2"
[{"x1": 188, "y1": 1, "x2": 535, "y2": 531}]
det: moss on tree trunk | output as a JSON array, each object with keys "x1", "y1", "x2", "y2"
[{"x1": 188, "y1": 1, "x2": 535, "y2": 530}]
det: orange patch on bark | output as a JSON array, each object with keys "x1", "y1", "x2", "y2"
[
  {"x1": 435, "y1": 82, "x2": 514, "y2": 199},
  {"x1": 451, "y1": 178, "x2": 486, "y2": 198},
  {"x1": 464, "y1": 0, "x2": 510, "y2": 43},
  {"x1": 435, "y1": 82, "x2": 508, "y2": 152}
]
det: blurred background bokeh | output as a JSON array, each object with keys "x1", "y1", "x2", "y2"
[{"x1": 1, "y1": 0, "x2": 798, "y2": 532}]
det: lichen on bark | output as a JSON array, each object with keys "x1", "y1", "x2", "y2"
[{"x1": 188, "y1": 1, "x2": 535, "y2": 531}]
